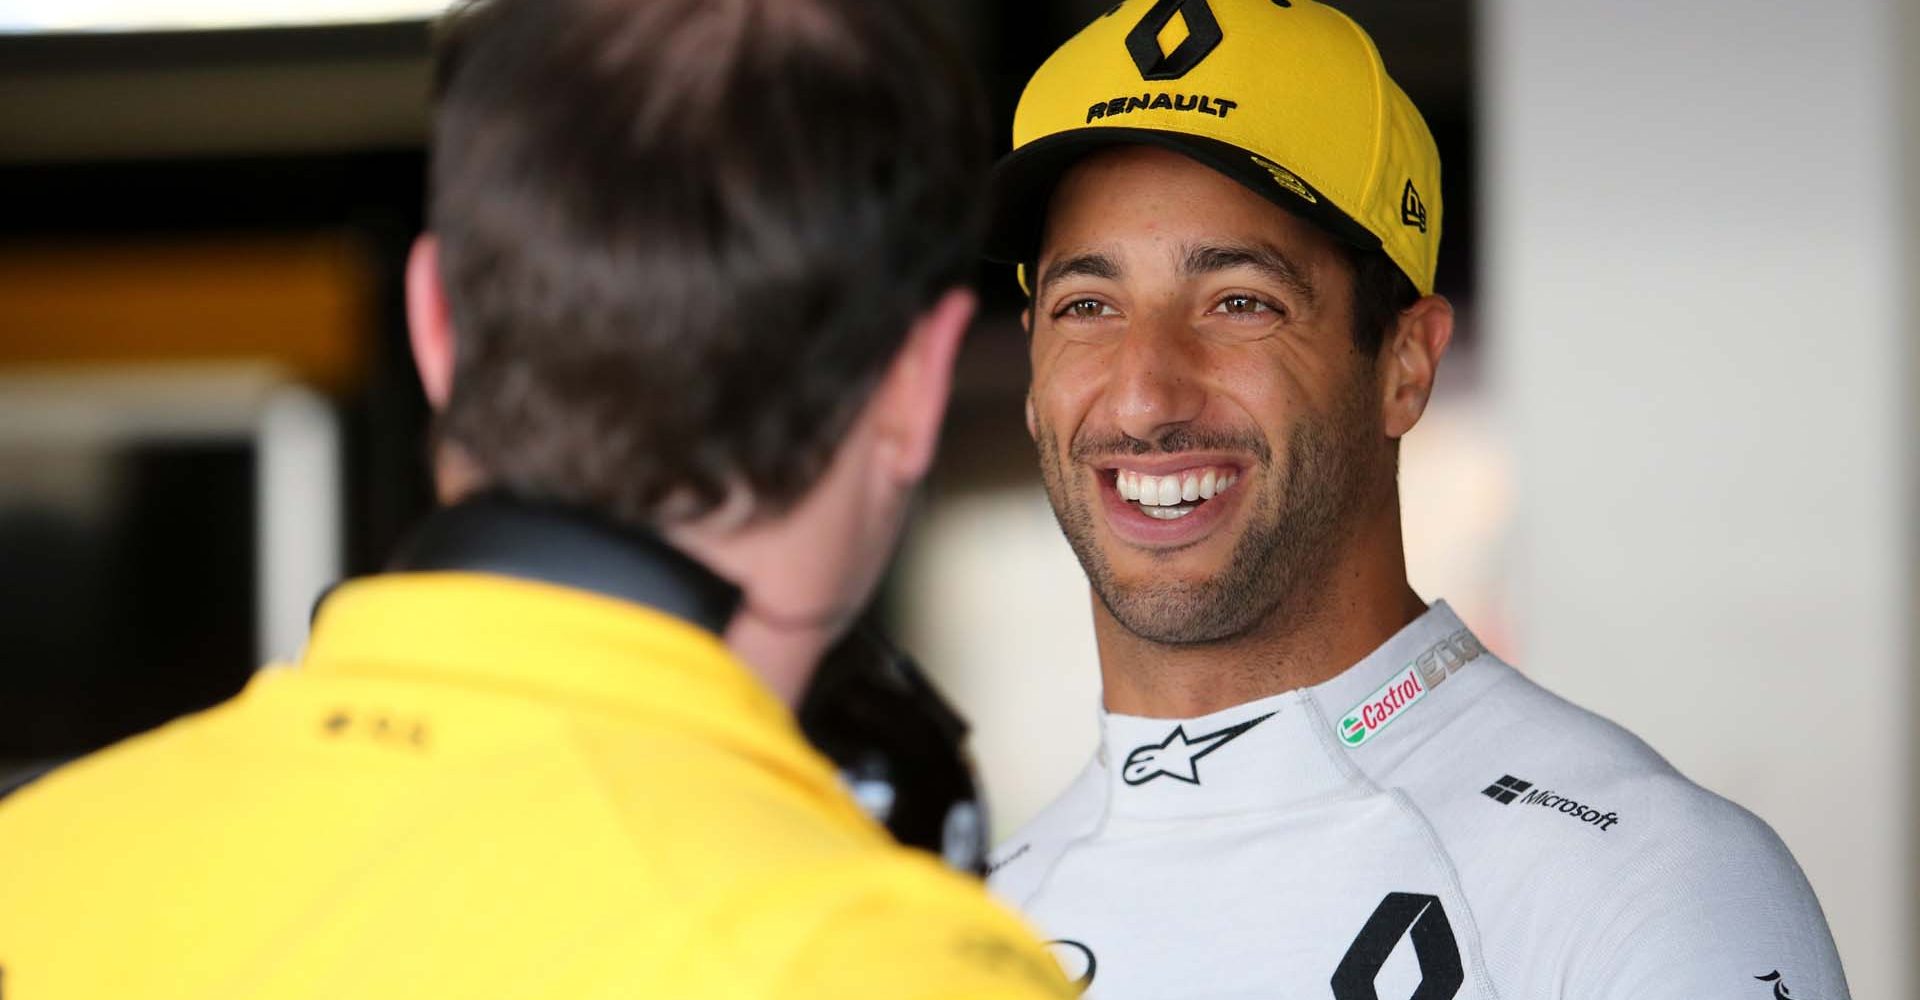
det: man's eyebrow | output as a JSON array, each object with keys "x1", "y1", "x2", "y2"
[
  {"x1": 1181, "y1": 242, "x2": 1317, "y2": 306},
  {"x1": 1036, "y1": 251, "x2": 1121, "y2": 298}
]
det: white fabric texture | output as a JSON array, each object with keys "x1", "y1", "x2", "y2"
[{"x1": 987, "y1": 602, "x2": 1849, "y2": 1000}]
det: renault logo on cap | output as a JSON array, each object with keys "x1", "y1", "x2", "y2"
[{"x1": 1125, "y1": 0, "x2": 1224, "y2": 81}]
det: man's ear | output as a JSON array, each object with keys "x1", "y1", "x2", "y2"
[
  {"x1": 872, "y1": 287, "x2": 976, "y2": 483},
  {"x1": 405, "y1": 235, "x2": 456, "y2": 412},
  {"x1": 1020, "y1": 306, "x2": 1040, "y2": 441},
  {"x1": 1380, "y1": 294, "x2": 1455, "y2": 440}
]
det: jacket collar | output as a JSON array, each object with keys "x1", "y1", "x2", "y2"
[{"x1": 1095, "y1": 602, "x2": 1490, "y2": 820}]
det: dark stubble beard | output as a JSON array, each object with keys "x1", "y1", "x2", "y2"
[{"x1": 1034, "y1": 385, "x2": 1377, "y2": 647}]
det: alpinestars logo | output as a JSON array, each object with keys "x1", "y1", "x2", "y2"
[
  {"x1": 1482, "y1": 774, "x2": 1620, "y2": 832},
  {"x1": 1122, "y1": 713, "x2": 1271, "y2": 785}
]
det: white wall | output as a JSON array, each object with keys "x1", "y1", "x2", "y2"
[
  {"x1": 897, "y1": 485, "x2": 1103, "y2": 843},
  {"x1": 1484, "y1": 1, "x2": 1914, "y2": 993}
]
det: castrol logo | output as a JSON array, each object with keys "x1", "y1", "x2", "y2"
[
  {"x1": 1335, "y1": 628, "x2": 1485, "y2": 749},
  {"x1": 1337, "y1": 668, "x2": 1426, "y2": 748}
]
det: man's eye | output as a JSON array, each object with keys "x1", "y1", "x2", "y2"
[
  {"x1": 1059, "y1": 299, "x2": 1115, "y2": 320},
  {"x1": 1213, "y1": 294, "x2": 1274, "y2": 316}
]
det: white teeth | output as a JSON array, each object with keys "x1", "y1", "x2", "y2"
[
  {"x1": 1117, "y1": 467, "x2": 1242, "y2": 507},
  {"x1": 1142, "y1": 505, "x2": 1193, "y2": 520}
]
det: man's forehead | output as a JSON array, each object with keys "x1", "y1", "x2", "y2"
[
  {"x1": 1037, "y1": 146, "x2": 1341, "y2": 276},
  {"x1": 1035, "y1": 239, "x2": 1320, "y2": 305}
]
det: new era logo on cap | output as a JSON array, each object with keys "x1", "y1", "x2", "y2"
[
  {"x1": 1401, "y1": 179, "x2": 1428, "y2": 233},
  {"x1": 1481, "y1": 775, "x2": 1532, "y2": 805}
]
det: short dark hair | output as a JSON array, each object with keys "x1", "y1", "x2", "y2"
[
  {"x1": 1342, "y1": 245, "x2": 1421, "y2": 358},
  {"x1": 428, "y1": 0, "x2": 990, "y2": 525}
]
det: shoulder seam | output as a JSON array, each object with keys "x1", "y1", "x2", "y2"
[
  {"x1": 1385, "y1": 787, "x2": 1505, "y2": 1000},
  {"x1": 1299, "y1": 688, "x2": 1505, "y2": 1000}
]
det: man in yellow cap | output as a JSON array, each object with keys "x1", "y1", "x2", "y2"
[
  {"x1": 983, "y1": 1, "x2": 1850, "y2": 997},
  {"x1": 0, "y1": 1, "x2": 1072, "y2": 997}
]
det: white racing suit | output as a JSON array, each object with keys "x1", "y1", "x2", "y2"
[{"x1": 988, "y1": 602, "x2": 1849, "y2": 1000}]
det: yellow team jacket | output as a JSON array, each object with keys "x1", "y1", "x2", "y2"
[{"x1": 0, "y1": 573, "x2": 1071, "y2": 999}]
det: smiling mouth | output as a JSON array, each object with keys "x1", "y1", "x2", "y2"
[{"x1": 1111, "y1": 465, "x2": 1241, "y2": 520}]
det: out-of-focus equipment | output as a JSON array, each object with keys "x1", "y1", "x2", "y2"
[
  {"x1": 0, "y1": 364, "x2": 343, "y2": 794},
  {"x1": 802, "y1": 624, "x2": 988, "y2": 874}
]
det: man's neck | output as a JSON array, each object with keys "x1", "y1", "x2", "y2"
[
  {"x1": 434, "y1": 464, "x2": 838, "y2": 709},
  {"x1": 1095, "y1": 536, "x2": 1427, "y2": 719},
  {"x1": 668, "y1": 513, "x2": 842, "y2": 709}
]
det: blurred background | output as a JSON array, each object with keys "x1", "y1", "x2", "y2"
[{"x1": 0, "y1": 0, "x2": 1911, "y2": 993}]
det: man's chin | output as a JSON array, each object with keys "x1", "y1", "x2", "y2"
[
  {"x1": 1088, "y1": 515, "x2": 1254, "y2": 589},
  {"x1": 1092, "y1": 576, "x2": 1264, "y2": 647}
]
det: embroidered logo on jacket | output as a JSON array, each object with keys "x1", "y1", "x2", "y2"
[
  {"x1": 1121, "y1": 713, "x2": 1271, "y2": 785},
  {"x1": 1335, "y1": 629, "x2": 1485, "y2": 748}
]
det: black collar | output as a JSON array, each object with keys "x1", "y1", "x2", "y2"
[{"x1": 385, "y1": 494, "x2": 742, "y2": 636}]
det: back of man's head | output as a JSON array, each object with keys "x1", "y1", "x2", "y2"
[{"x1": 425, "y1": 0, "x2": 990, "y2": 527}]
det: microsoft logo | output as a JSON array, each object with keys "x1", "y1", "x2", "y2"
[
  {"x1": 1480, "y1": 774, "x2": 1620, "y2": 831},
  {"x1": 1481, "y1": 775, "x2": 1533, "y2": 805}
]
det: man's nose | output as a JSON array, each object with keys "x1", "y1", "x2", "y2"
[{"x1": 1108, "y1": 316, "x2": 1206, "y2": 445}]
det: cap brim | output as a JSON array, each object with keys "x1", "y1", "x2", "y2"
[{"x1": 984, "y1": 127, "x2": 1381, "y2": 267}]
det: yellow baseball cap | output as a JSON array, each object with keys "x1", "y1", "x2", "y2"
[{"x1": 986, "y1": 0, "x2": 1442, "y2": 296}]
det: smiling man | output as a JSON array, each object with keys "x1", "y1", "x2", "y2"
[{"x1": 981, "y1": 2, "x2": 1850, "y2": 998}]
